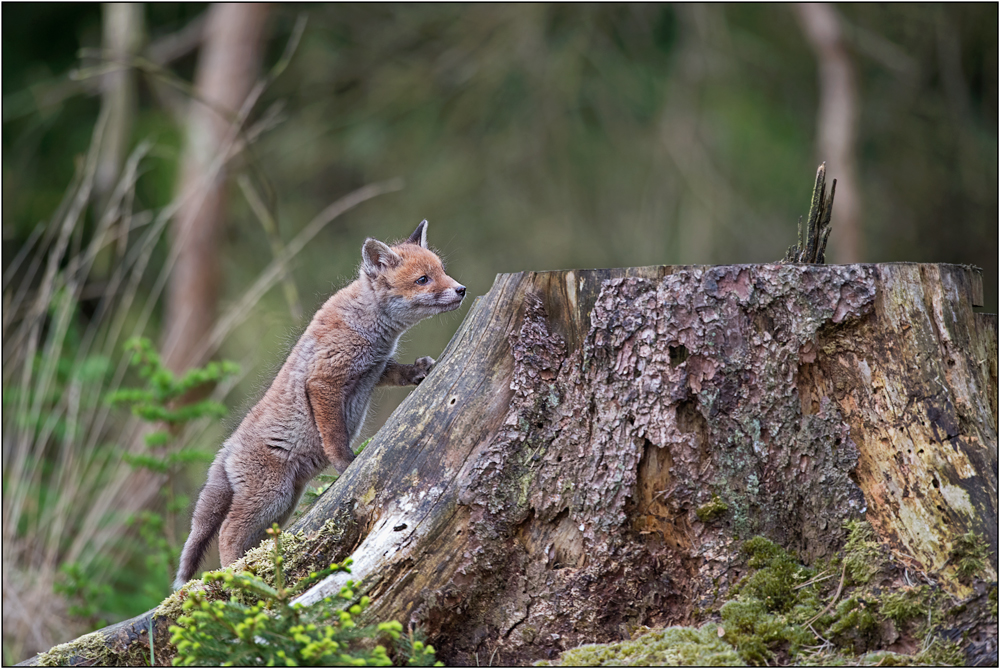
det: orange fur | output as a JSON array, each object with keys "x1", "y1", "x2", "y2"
[{"x1": 174, "y1": 221, "x2": 464, "y2": 588}]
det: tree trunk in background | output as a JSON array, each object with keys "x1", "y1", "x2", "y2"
[
  {"x1": 162, "y1": 3, "x2": 270, "y2": 374},
  {"x1": 95, "y1": 3, "x2": 143, "y2": 209},
  {"x1": 22, "y1": 263, "x2": 996, "y2": 667},
  {"x1": 794, "y1": 3, "x2": 863, "y2": 264}
]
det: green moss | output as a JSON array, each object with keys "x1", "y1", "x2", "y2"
[
  {"x1": 540, "y1": 624, "x2": 742, "y2": 666},
  {"x1": 828, "y1": 596, "x2": 878, "y2": 638},
  {"x1": 711, "y1": 538, "x2": 822, "y2": 664},
  {"x1": 695, "y1": 494, "x2": 729, "y2": 523},
  {"x1": 950, "y1": 531, "x2": 989, "y2": 583},
  {"x1": 914, "y1": 636, "x2": 964, "y2": 666},
  {"x1": 794, "y1": 651, "x2": 851, "y2": 666},
  {"x1": 720, "y1": 598, "x2": 813, "y2": 665},
  {"x1": 742, "y1": 536, "x2": 782, "y2": 567},
  {"x1": 36, "y1": 630, "x2": 112, "y2": 667},
  {"x1": 855, "y1": 650, "x2": 921, "y2": 666},
  {"x1": 878, "y1": 586, "x2": 933, "y2": 626},
  {"x1": 842, "y1": 520, "x2": 884, "y2": 585},
  {"x1": 737, "y1": 537, "x2": 816, "y2": 613},
  {"x1": 550, "y1": 530, "x2": 981, "y2": 668}
]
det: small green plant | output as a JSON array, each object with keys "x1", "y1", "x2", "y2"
[
  {"x1": 106, "y1": 337, "x2": 238, "y2": 598},
  {"x1": 950, "y1": 531, "x2": 989, "y2": 583},
  {"x1": 107, "y1": 337, "x2": 239, "y2": 453},
  {"x1": 170, "y1": 525, "x2": 441, "y2": 666},
  {"x1": 841, "y1": 520, "x2": 884, "y2": 585},
  {"x1": 52, "y1": 339, "x2": 240, "y2": 630},
  {"x1": 52, "y1": 563, "x2": 113, "y2": 629},
  {"x1": 695, "y1": 494, "x2": 728, "y2": 523}
]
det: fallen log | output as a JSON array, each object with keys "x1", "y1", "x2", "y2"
[{"x1": 25, "y1": 262, "x2": 996, "y2": 666}]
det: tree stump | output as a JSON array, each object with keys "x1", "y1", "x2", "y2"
[
  {"x1": 23, "y1": 262, "x2": 996, "y2": 667},
  {"x1": 290, "y1": 262, "x2": 995, "y2": 665}
]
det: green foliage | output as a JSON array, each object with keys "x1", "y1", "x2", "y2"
[
  {"x1": 53, "y1": 563, "x2": 112, "y2": 629},
  {"x1": 878, "y1": 585, "x2": 933, "y2": 626},
  {"x1": 950, "y1": 531, "x2": 989, "y2": 583},
  {"x1": 108, "y1": 337, "x2": 238, "y2": 447},
  {"x1": 73, "y1": 338, "x2": 239, "y2": 614},
  {"x1": 540, "y1": 624, "x2": 742, "y2": 666},
  {"x1": 170, "y1": 525, "x2": 441, "y2": 667},
  {"x1": 842, "y1": 520, "x2": 885, "y2": 585},
  {"x1": 694, "y1": 494, "x2": 728, "y2": 523}
]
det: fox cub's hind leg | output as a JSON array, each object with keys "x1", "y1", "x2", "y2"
[
  {"x1": 218, "y1": 464, "x2": 300, "y2": 567},
  {"x1": 175, "y1": 457, "x2": 233, "y2": 589}
]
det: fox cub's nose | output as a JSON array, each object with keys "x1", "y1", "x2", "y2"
[{"x1": 455, "y1": 285, "x2": 466, "y2": 298}]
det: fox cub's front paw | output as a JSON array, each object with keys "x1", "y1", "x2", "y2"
[{"x1": 411, "y1": 356, "x2": 435, "y2": 384}]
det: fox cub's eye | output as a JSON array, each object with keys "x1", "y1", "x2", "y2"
[{"x1": 415, "y1": 275, "x2": 430, "y2": 285}]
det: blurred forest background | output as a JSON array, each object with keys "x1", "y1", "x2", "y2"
[{"x1": 2, "y1": 3, "x2": 996, "y2": 662}]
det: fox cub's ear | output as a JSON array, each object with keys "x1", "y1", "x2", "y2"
[
  {"x1": 408, "y1": 220, "x2": 429, "y2": 248},
  {"x1": 362, "y1": 239, "x2": 402, "y2": 277}
]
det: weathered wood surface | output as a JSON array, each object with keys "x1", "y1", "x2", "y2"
[
  {"x1": 23, "y1": 262, "x2": 996, "y2": 667},
  {"x1": 288, "y1": 262, "x2": 995, "y2": 665}
]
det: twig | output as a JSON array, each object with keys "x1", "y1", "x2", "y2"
[
  {"x1": 145, "y1": 12, "x2": 208, "y2": 65},
  {"x1": 805, "y1": 561, "x2": 847, "y2": 626},
  {"x1": 794, "y1": 569, "x2": 835, "y2": 589}
]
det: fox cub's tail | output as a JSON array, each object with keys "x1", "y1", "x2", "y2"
[{"x1": 173, "y1": 458, "x2": 233, "y2": 590}]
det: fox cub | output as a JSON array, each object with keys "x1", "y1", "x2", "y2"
[{"x1": 174, "y1": 221, "x2": 465, "y2": 589}]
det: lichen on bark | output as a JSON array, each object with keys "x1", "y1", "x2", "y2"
[{"x1": 443, "y1": 264, "x2": 885, "y2": 663}]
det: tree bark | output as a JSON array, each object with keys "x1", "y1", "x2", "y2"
[
  {"x1": 290, "y1": 262, "x2": 995, "y2": 665},
  {"x1": 22, "y1": 263, "x2": 996, "y2": 666},
  {"x1": 161, "y1": 2, "x2": 270, "y2": 375}
]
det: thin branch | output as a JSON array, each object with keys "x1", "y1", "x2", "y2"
[
  {"x1": 805, "y1": 561, "x2": 847, "y2": 626},
  {"x1": 145, "y1": 12, "x2": 208, "y2": 65}
]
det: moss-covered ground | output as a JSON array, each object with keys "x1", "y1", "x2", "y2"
[{"x1": 540, "y1": 522, "x2": 990, "y2": 666}]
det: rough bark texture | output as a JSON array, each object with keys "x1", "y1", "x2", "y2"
[
  {"x1": 22, "y1": 263, "x2": 996, "y2": 667},
  {"x1": 290, "y1": 262, "x2": 995, "y2": 665}
]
